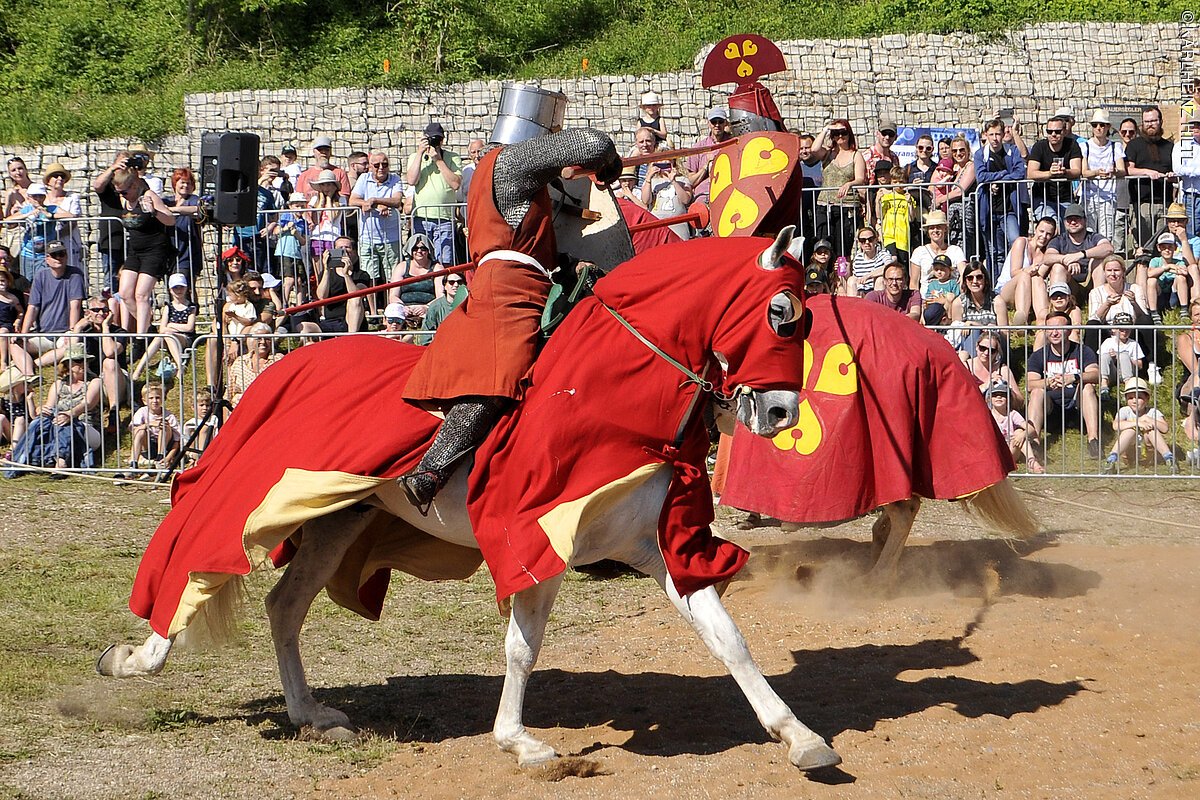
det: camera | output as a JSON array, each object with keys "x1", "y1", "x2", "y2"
[
  {"x1": 329, "y1": 247, "x2": 346, "y2": 264},
  {"x1": 426, "y1": 135, "x2": 444, "y2": 149},
  {"x1": 128, "y1": 152, "x2": 150, "y2": 171}
]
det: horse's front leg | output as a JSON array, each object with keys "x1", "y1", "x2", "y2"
[
  {"x1": 493, "y1": 573, "x2": 565, "y2": 767},
  {"x1": 663, "y1": 575, "x2": 841, "y2": 771},
  {"x1": 96, "y1": 631, "x2": 173, "y2": 677},
  {"x1": 869, "y1": 497, "x2": 920, "y2": 579},
  {"x1": 264, "y1": 506, "x2": 377, "y2": 741}
]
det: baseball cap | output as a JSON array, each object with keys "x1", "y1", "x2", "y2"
[
  {"x1": 987, "y1": 381, "x2": 1011, "y2": 396},
  {"x1": 27, "y1": 182, "x2": 47, "y2": 196},
  {"x1": 931, "y1": 254, "x2": 953, "y2": 269},
  {"x1": 383, "y1": 302, "x2": 407, "y2": 321},
  {"x1": 1063, "y1": 202, "x2": 1086, "y2": 219},
  {"x1": 877, "y1": 117, "x2": 898, "y2": 134},
  {"x1": 805, "y1": 267, "x2": 828, "y2": 286},
  {"x1": 707, "y1": 106, "x2": 728, "y2": 122},
  {"x1": 1123, "y1": 377, "x2": 1151, "y2": 395},
  {"x1": 1157, "y1": 232, "x2": 1178, "y2": 246},
  {"x1": 312, "y1": 135, "x2": 333, "y2": 150},
  {"x1": 281, "y1": 144, "x2": 297, "y2": 154},
  {"x1": 423, "y1": 122, "x2": 446, "y2": 139},
  {"x1": 259, "y1": 272, "x2": 281, "y2": 289},
  {"x1": 1111, "y1": 312, "x2": 1134, "y2": 325},
  {"x1": 45, "y1": 240, "x2": 67, "y2": 256},
  {"x1": 1047, "y1": 282, "x2": 1071, "y2": 297},
  {"x1": 873, "y1": 159, "x2": 894, "y2": 174},
  {"x1": 167, "y1": 273, "x2": 189, "y2": 289}
]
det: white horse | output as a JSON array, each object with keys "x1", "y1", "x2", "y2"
[{"x1": 99, "y1": 230, "x2": 846, "y2": 772}]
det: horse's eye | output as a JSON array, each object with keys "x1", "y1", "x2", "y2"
[{"x1": 767, "y1": 291, "x2": 802, "y2": 338}]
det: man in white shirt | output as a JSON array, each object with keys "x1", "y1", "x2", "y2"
[
  {"x1": 1172, "y1": 113, "x2": 1200, "y2": 238},
  {"x1": 349, "y1": 151, "x2": 407, "y2": 287}
]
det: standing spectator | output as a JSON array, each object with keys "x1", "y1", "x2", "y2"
[
  {"x1": 864, "y1": 264, "x2": 922, "y2": 320},
  {"x1": 1053, "y1": 107, "x2": 1078, "y2": 142},
  {"x1": 232, "y1": 159, "x2": 278, "y2": 274},
  {"x1": 999, "y1": 215, "x2": 1057, "y2": 326},
  {"x1": 279, "y1": 144, "x2": 302, "y2": 187},
  {"x1": 1026, "y1": 115, "x2": 1083, "y2": 222},
  {"x1": 864, "y1": 117, "x2": 899, "y2": 184},
  {"x1": 343, "y1": 151, "x2": 369, "y2": 244},
  {"x1": 906, "y1": 134, "x2": 938, "y2": 184},
  {"x1": 4, "y1": 181, "x2": 62, "y2": 278},
  {"x1": 1080, "y1": 110, "x2": 1127, "y2": 245},
  {"x1": 306, "y1": 170, "x2": 347, "y2": 264},
  {"x1": 685, "y1": 107, "x2": 732, "y2": 207},
  {"x1": 1103, "y1": 378, "x2": 1176, "y2": 473},
  {"x1": 1097, "y1": 312, "x2": 1144, "y2": 398},
  {"x1": 458, "y1": 139, "x2": 486, "y2": 203},
  {"x1": 988, "y1": 382, "x2": 1044, "y2": 473},
  {"x1": 3, "y1": 156, "x2": 31, "y2": 219},
  {"x1": 975, "y1": 118, "x2": 1029, "y2": 282},
  {"x1": 1172, "y1": 112, "x2": 1200, "y2": 237},
  {"x1": 163, "y1": 167, "x2": 206, "y2": 287},
  {"x1": 847, "y1": 226, "x2": 892, "y2": 295},
  {"x1": 810, "y1": 119, "x2": 867, "y2": 258},
  {"x1": 1125, "y1": 106, "x2": 1175, "y2": 252},
  {"x1": 350, "y1": 150, "x2": 406, "y2": 288},
  {"x1": 1044, "y1": 203, "x2": 1113, "y2": 291},
  {"x1": 94, "y1": 158, "x2": 176, "y2": 334},
  {"x1": 12, "y1": 241, "x2": 85, "y2": 372},
  {"x1": 91, "y1": 151, "x2": 132, "y2": 295},
  {"x1": 42, "y1": 163, "x2": 83, "y2": 270},
  {"x1": 128, "y1": 144, "x2": 164, "y2": 194},
  {"x1": 910, "y1": 210, "x2": 966, "y2": 294},
  {"x1": 640, "y1": 158, "x2": 693, "y2": 240},
  {"x1": 941, "y1": 136, "x2": 978, "y2": 258},
  {"x1": 796, "y1": 132, "x2": 822, "y2": 241},
  {"x1": 636, "y1": 90, "x2": 670, "y2": 146},
  {"x1": 295, "y1": 135, "x2": 352, "y2": 199},
  {"x1": 406, "y1": 122, "x2": 463, "y2": 265},
  {"x1": 1001, "y1": 111, "x2": 1029, "y2": 159},
  {"x1": 1025, "y1": 311, "x2": 1102, "y2": 456},
  {"x1": 875, "y1": 164, "x2": 915, "y2": 269},
  {"x1": 270, "y1": 195, "x2": 310, "y2": 306}
]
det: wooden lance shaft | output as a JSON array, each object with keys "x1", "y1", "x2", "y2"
[
  {"x1": 626, "y1": 212, "x2": 703, "y2": 233},
  {"x1": 574, "y1": 137, "x2": 738, "y2": 177},
  {"x1": 282, "y1": 262, "x2": 476, "y2": 315}
]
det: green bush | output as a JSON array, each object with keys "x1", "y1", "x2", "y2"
[{"x1": 0, "y1": 0, "x2": 1190, "y2": 143}]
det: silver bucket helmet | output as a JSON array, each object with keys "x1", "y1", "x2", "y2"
[{"x1": 490, "y1": 82, "x2": 568, "y2": 145}]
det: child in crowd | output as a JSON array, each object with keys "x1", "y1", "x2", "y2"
[
  {"x1": 181, "y1": 387, "x2": 218, "y2": 468},
  {"x1": 270, "y1": 195, "x2": 310, "y2": 306},
  {"x1": 876, "y1": 164, "x2": 916, "y2": 268},
  {"x1": 223, "y1": 279, "x2": 256, "y2": 338},
  {"x1": 637, "y1": 90, "x2": 670, "y2": 146},
  {"x1": 1103, "y1": 378, "x2": 1176, "y2": 473},
  {"x1": 1097, "y1": 311, "x2": 1144, "y2": 397},
  {"x1": 123, "y1": 383, "x2": 182, "y2": 480},
  {"x1": 988, "y1": 381, "x2": 1044, "y2": 473},
  {"x1": 1146, "y1": 233, "x2": 1192, "y2": 319},
  {"x1": 0, "y1": 366, "x2": 36, "y2": 447},
  {"x1": 921, "y1": 253, "x2": 959, "y2": 326}
]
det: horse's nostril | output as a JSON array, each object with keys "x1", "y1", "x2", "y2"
[{"x1": 768, "y1": 407, "x2": 787, "y2": 425}]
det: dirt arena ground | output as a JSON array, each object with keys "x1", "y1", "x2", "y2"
[{"x1": 1, "y1": 480, "x2": 1198, "y2": 799}]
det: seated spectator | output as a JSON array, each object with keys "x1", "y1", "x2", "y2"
[
  {"x1": 909, "y1": 210, "x2": 966, "y2": 294},
  {"x1": 120, "y1": 383, "x2": 181, "y2": 481},
  {"x1": 613, "y1": 165, "x2": 646, "y2": 208},
  {"x1": 1085, "y1": 254, "x2": 1159, "y2": 384},
  {"x1": 66, "y1": 295, "x2": 132, "y2": 426},
  {"x1": 637, "y1": 90, "x2": 670, "y2": 146},
  {"x1": 921, "y1": 254, "x2": 959, "y2": 326},
  {"x1": 1176, "y1": 299, "x2": 1200, "y2": 458},
  {"x1": 243, "y1": 270, "x2": 282, "y2": 326},
  {"x1": 0, "y1": 268, "x2": 26, "y2": 368},
  {"x1": 220, "y1": 246, "x2": 250, "y2": 288},
  {"x1": 627, "y1": 126, "x2": 662, "y2": 188},
  {"x1": 806, "y1": 238, "x2": 835, "y2": 291},
  {"x1": 0, "y1": 247, "x2": 27, "y2": 299},
  {"x1": 1097, "y1": 312, "x2": 1144, "y2": 398},
  {"x1": 967, "y1": 330, "x2": 1024, "y2": 411},
  {"x1": 864, "y1": 264, "x2": 921, "y2": 321},
  {"x1": 381, "y1": 301, "x2": 427, "y2": 343},
  {"x1": 295, "y1": 237, "x2": 369, "y2": 336},
  {"x1": 998, "y1": 215, "x2": 1056, "y2": 326},
  {"x1": 640, "y1": 158, "x2": 693, "y2": 240},
  {"x1": 11, "y1": 241, "x2": 86, "y2": 373},
  {"x1": 1103, "y1": 378, "x2": 1176, "y2": 473},
  {"x1": 1026, "y1": 115, "x2": 1083, "y2": 222},
  {"x1": 8, "y1": 347, "x2": 102, "y2": 475},
  {"x1": 685, "y1": 106, "x2": 731, "y2": 206},
  {"x1": 1044, "y1": 203, "x2": 1114, "y2": 291},
  {"x1": 228, "y1": 323, "x2": 283, "y2": 406},
  {"x1": 222, "y1": 280, "x2": 257, "y2": 338},
  {"x1": 804, "y1": 266, "x2": 831, "y2": 295},
  {"x1": 988, "y1": 381, "x2": 1044, "y2": 473},
  {"x1": 1145, "y1": 233, "x2": 1196, "y2": 320},
  {"x1": 181, "y1": 387, "x2": 218, "y2": 468},
  {"x1": 387, "y1": 233, "x2": 443, "y2": 318},
  {"x1": 132, "y1": 274, "x2": 197, "y2": 381},
  {"x1": 950, "y1": 260, "x2": 1005, "y2": 357},
  {"x1": 1033, "y1": 281, "x2": 1084, "y2": 349},
  {"x1": 1025, "y1": 312, "x2": 1102, "y2": 456},
  {"x1": 1149, "y1": 204, "x2": 1198, "y2": 322},
  {"x1": 875, "y1": 164, "x2": 915, "y2": 269},
  {"x1": 847, "y1": 226, "x2": 892, "y2": 295},
  {"x1": 0, "y1": 366, "x2": 36, "y2": 446},
  {"x1": 421, "y1": 273, "x2": 466, "y2": 340}
]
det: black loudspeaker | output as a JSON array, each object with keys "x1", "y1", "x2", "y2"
[
  {"x1": 213, "y1": 132, "x2": 260, "y2": 227},
  {"x1": 198, "y1": 132, "x2": 221, "y2": 196}
]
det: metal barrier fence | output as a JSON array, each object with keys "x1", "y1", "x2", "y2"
[{"x1": 1, "y1": 321, "x2": 1195, "y2": 481}]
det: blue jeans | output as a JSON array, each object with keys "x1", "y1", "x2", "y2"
[
  {"x1": 986, "y1": 211, "x2": 1022, "y2": 285},
  {"x1": 101, "y1": 251, "x2": 124, "y2": 293},
  {"x1": 1185, "y1": 192, "x2": 1200, "y2": 239},
  {"x1": 412, "y1": 218, "x2": 457, "y2": 265}
]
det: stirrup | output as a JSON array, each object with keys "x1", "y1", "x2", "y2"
[{"x1": 399, "y1": 470, "x2": 443, "y2": 516}]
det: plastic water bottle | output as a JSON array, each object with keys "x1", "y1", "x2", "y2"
[{"x1": 834, "y1": 256, "x2": 850, "y2": 278}]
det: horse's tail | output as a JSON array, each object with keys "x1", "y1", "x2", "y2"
[
  {"x1": 175, "y1": 575, "x2": 248, "y2": 651},
  {"x1": 958, "y1": 477, "x2": 1040, "y2": 539}
]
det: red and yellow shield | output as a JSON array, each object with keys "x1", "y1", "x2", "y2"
[{"x1": 708, "y1": 131, "x2": 804, "y2": 238}]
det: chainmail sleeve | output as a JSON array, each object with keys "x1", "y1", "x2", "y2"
[{"x1": 492, "y1": 128, "x2": 622, "y2": 229}]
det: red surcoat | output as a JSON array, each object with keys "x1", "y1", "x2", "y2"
[{"x1": 403, "y1": 148, "x2": 557, "y2": 402}]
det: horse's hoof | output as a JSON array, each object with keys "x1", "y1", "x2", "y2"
[
  {"x1": 790, "y1": 741, "x2": 842, "y2": 771},
  {"x1": 95, "y1": 644, "x2": 128, "y2": 677},
  {"x1": 318, "y1": 725, "x2": 359, "y2": 743},
  {"x1": 517, "y1": 747, "x2": 558, "y2": 769}
]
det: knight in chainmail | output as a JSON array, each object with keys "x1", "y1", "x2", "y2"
[{"x1": 399, "y1": 128, "x2": 623, "y2": 510}]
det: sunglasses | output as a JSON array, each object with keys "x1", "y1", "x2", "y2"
[
  {"x1": 1091, "y1": 122, "x2": 1110, "y2": 128},
  {"x1": 412, "y1": 245, "x2": 429, "y2": 252},
  {"x1": 88, "y1": 307, "x2": 109, "y2": 314},
  {"x1": 965, "y1": 274, "x2": 985, "y2": 281},
  {"x1": 830, "y1": 130, "x2": 849, "y2": 137},
  {"x1": 857, "y1": 236, "x2": 876, "y2": 243},
  {"x1": 916, "y1": 145, "x2": 933, "y2": 152},
  {"x1": 977, "y1": 344, "x2": 995, "y2": 352},
  {"x1": 951, "y1": 148, "x2": 968, "y2": 154},
  {"x1": 1119, "y1": 129, "x2": 1137, "y2": 135},
  {"x1": 370, "y1": 162, "x2": 389, "y2": 168},
  {"x1": 1046, "y1": 128, "x2": 1065, "y2": 134},
  {"x1": 445, "y1": 279, "x2": 463, "y2": 286},
  {"x1": 385, "y1": 317, "x2": 405, "y2": 324}
]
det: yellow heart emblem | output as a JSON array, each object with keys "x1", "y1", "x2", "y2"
[
  {"x1": 773, "y1": 399, "x2": 822, "y2": 456},
  {"x1": 710, "y1": 152, "x2": 733, "y2": 202},
  {"x1": 738, "y1": 136, "x2": 790, "y2": 180},
  {"x1": 724, "y1": 42, "x2": 741, "y2": 60},
  {"x1": 716, "y1": 188, "x2": 760, "y2": 238},
  {"x1": 741, "y1": 39, "x2": 759, "y2": 57}
]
